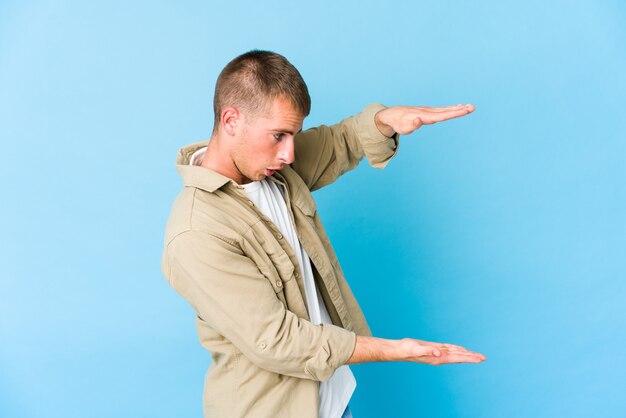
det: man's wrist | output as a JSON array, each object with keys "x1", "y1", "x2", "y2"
[
  {"x1": 374, "y1": 109, "x2": 396, "y2": 138},
  {"x1": 347, "y1": 335, "x2": 404, "y2": 364}
]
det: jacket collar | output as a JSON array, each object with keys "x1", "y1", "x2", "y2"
[
  {"x1": 175, "y1": 141, "x2": 234, "y2": 193},
  {"x1": 175, "y1": 141, "x2": 293, "y2": 194}
]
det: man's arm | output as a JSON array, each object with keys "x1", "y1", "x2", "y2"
[
  {"x1": 291, "y1": 103, "x2": 400, "y2": 192},
  {"x1": 163, "y1": 229, "x2": 356, "y2": 382},
  {"x1": 347, "y1": 335, "x2": 486, "y2": 366},
  {"x1": 292, "y1": 103, "x2": 475, "y2": 192}
]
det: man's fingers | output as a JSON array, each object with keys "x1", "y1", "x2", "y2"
[
  {"x1": 440, "y1": 343, "x2": 474, "y2": 352},
  {"x1": 431, "y1": 104, "x2": 475, "y2": 112},
  {"x1": 420, "y1": 108, "x2": 474, "y2": 124},
  {"x1": 414, "y1": 352, "x2": 485, "y2": 365},
  {"x1": 402, "y1": 339, "x2": 487, "y2": 364},
  {"x1": 439, "y1": 353, "x2": 485, "y2": 364},
  {"x1": 432, "y1": 348, "x2": 486, "y2": 364},
  {"x1": 412, "y1": 104, "x2": 474, "y2": 113},
  {"x1": 435, "y1": 343, "x2": 487, "y2": 361},
  {"x1": 398, "y1": 109, "x2": 469, "y2": 133}
]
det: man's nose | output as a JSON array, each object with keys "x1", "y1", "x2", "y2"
[{"x1": 278, "y1": 137, "x2": 295, "y2": 165}]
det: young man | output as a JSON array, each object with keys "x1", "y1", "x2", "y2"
[{"x1": 162, "y1": 50, "x2": 486, "y2": 418}]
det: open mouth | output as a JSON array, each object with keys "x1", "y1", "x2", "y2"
[{"x1": 265, "y1": 166, "x2": 283, "y2": 176}]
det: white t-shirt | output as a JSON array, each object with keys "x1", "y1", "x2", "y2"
[{"x1": 242, "y1": 179, "x2": 356, "y2": 418}]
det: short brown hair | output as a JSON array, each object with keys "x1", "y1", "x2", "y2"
[{"x1": 212, "y1": 50, "x2": 311, "y2": 133}]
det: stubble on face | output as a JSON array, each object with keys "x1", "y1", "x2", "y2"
[{"x1": 230, "y1": 97, "x2": 304, "y2": 185}]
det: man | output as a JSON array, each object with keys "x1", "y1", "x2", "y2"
[{"x1": 162, "y1": 50, "x2": 486, "y2": 418}]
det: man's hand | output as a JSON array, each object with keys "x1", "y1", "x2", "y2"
[
  {"x1": 397, "y1": 338, "x2": 486, "y2": 366},
  {"x1": 347, "y1": 335, "x2": 486, "y2": 366},
  {"x1": 374, "y1": 104, "x2": 476, "y2": 137}
]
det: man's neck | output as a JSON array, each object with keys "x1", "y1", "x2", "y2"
[{"x1": 200, "y1": 136, "x2": 246, "y2": 184}]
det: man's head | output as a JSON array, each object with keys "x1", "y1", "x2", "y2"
[
  {"x1": 212, "y1": 50, "x2": 311, "y2": 134},
  {"x1": 204, "y1": 50, "x2": 310, "y2": 185}
]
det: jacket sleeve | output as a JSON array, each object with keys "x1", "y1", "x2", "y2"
[
  {"x1": 163, "y1": 229, "x2": 357, "y2": 382},
  {"x1": 291, "y1": 103, "x2": 400, "y2": 192}
]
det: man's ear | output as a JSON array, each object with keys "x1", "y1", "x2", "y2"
[{"x1": 221, "y1": 107, "x2": 240, "y2": 136}]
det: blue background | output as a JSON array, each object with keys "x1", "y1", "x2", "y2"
[{"x1": 1, "y1": 1, "x2": 625, "y2": 417}]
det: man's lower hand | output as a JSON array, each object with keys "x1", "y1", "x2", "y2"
[
  {"x1": 397, "y1": 337, "x2": 487, "y2": 366},
  {"x1": 347, "y1": 335, "x2": 486, "y2": 366}
]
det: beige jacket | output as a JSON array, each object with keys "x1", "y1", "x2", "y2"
[{"x1": 162, "y1": 103, "x2": 400, "y2": 417}]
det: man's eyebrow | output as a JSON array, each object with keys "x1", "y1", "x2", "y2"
[{"x1": 272, "y1": 128, "x2": 303, "y2": 135}]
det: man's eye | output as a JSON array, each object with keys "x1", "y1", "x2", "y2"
[{"x1": 273, "y1": 133, "x2": 284, "y2": 141}]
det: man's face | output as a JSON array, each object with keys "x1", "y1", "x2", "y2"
[{"x1": 231, "y1": 97, "x2": 304, "y2": 184}]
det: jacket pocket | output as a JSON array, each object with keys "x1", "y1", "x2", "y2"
[
  {"x1": 258, "y1": 251, "x2": 294, "y2": 294},
  {"x1": 291, "y1": 185, "x2": 317, "y2": 218}
]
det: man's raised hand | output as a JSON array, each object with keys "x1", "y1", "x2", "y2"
[{"x1": 374, "y1": 104, "x2": 475, "y2": 137}]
